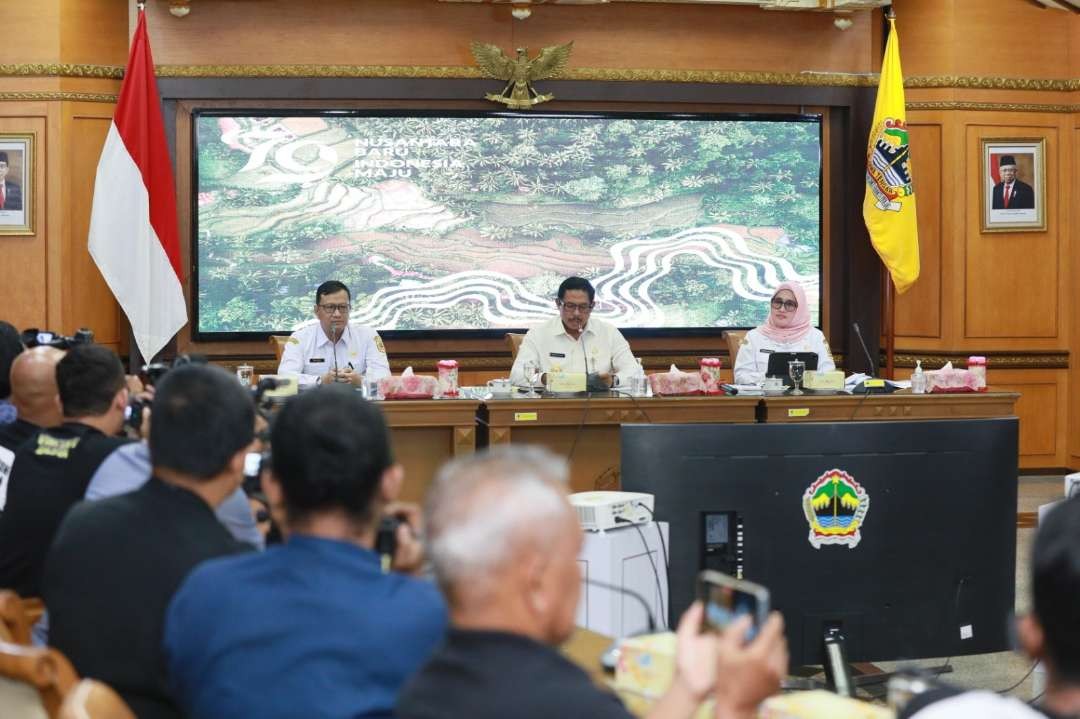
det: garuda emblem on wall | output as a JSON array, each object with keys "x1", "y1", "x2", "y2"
[{"x1": 470, "y1": 41, "x2": 573, "y2": 109}]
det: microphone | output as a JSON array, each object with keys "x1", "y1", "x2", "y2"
[
  {"x1": 330, "y1": 321, "x2": 340, "y2": 381},
  {"x1": 580, "y1": 333, "x2": 605, "y2": 393},
  {"x1": 851, "y1": 322, "x2": 896, "y2": 395},
  {"x1": 852, "y1": 322, "x2": 876, "y2": 379}
]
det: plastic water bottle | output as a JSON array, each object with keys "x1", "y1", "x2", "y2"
[
  {"x1": 910, "y1": 360, "x2": 926, "y2": 394},
  {"x1": 630, "y1": 357, "x2": 647, "y2": 397}
]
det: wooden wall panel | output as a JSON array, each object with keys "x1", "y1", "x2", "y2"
[
  {"x1": 987, "y1": 370, "x2": 1068, "y2": 469},
  {"x1": 895, "y1": 122, "x2": 941, "y2": 338},
  {"x1": 965, "y1": 124, "x2": 1059, "y2": 339},
  {"x1": 0, "y1": 1, "x2": 61, "y2": 64},
  {"x1": 895, "y1": 0, "x2": 1074, "y2": 80},
  {"x1": 143, "y1": 0, "x2": 874, "y2": 74},
  {"x1": 58, "y1": 0, "x2": 128, "y2": 65},
  {"x1": 61, "y1": 107, "x2": 119, "y2": 349},
  {"x1": 0, "y1": 110, "x2": 49, "y2": 331}
]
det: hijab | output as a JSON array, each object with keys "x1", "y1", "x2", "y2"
[{"x1": 759, "y1": 280, "x2": 811, "y2": 343}]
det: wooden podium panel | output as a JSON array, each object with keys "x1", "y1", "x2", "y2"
[
  {"x1": 760, "y1": 391, "x2": 1019, "y2": 423},
  {"x1": 379, "y1": 399, "x2": 480, "y2": 503},
  {"x1": 484, "y1": 396, "x2": 760, "y2": 493}
]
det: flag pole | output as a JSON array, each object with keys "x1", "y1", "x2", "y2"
[{"x1": 882, "y1": 3, "x2": 897, "y2": 381}]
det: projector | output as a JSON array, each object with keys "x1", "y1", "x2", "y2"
[{"x1": 569, "y1": 491, "x2": 654, "y2": 532}]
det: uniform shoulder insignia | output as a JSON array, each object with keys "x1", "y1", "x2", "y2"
[
  {"x1": 374, "y1": 334, "x2": 386, "y2": 354},
  {"x1": 287, "y1": 337, "x2": 300, "y2": 345}
]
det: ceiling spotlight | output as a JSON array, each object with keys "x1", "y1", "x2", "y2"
[{"x1": 169, "y1": 0, "x2": 191, "y2": 17}]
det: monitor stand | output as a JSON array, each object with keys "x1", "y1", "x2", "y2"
[{"x1": 781, "y1": 627, "x2": 953, "y2": 694}]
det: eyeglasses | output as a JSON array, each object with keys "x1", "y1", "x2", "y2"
[
  {"x1": 770, "y1": 299, "x2": 798, "y2": 312},
  {"x1": 558, "y1": 300, "x2": 594, "y2": 313},
  {"x1": 318, "y1": 303, "x2": 351, "y2": 315}
]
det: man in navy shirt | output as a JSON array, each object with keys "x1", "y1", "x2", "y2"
[{"x1": 164, "y1": 386, "x2": 447, "y2": 719}]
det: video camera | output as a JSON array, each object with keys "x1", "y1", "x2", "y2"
[
  {"x1": 20, "y1": 327, "x2": 95, "y2": 350},
  {"x1": 124, "y1": 354, "x2": 210, "y2": 433}
]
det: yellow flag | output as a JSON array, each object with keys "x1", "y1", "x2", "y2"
[{"x1": 863, "y1": 17, "x2": 919, "y2": 294}]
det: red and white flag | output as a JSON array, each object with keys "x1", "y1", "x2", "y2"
[{"x1": 88, "y1": 8, "x2": 186, "y2": 361}]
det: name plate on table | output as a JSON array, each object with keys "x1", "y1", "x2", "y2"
[
  {"x1": 805, "y1": 370, "x2": 845, "y2": 391},
  {"x1": 547, "y1": 371, "x2": 586, "y2": 393}
]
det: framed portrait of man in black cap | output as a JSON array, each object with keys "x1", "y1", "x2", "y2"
[
  {"x1": 981, "y1": 138, "x2": 1045, "y2": 232},
  {"x1": 0, "y1": 133, "x2": 33, "y2": 235}
]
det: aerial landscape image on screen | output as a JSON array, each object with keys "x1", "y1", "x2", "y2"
[{"x1": 194, "y1": 112, "x2": 822, "y2": 334}]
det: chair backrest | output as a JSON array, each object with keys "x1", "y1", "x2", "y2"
[
  {"x1": 0, "y1": 591, "x2": 33, "y2": 645},
  {"x1": 269, "y1": 334, "x2": 289, "y2": 363},
  {"x1": 59, "y1": 679, "x2": 135, "y2": 719},
  {"x1": 505, "y1": 333, "x2": 525, "y2": 363},
  {"x1": 0, "y1": 641, "x2": 78, "y2": 719},
  {"x1": 722, "y1": 329, "x2": 747, "y2": 369}
]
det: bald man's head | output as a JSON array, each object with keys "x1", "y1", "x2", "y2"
[{"x1": 9, "y1": 346, "x2": 64, "y2": 429}]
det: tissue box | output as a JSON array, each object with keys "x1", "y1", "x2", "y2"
[
  {"x1": 804, "y1": 370, "x2": 844, "y2": 391},
  {"x1": 614, "y1": 632, "x2": 676, "y2": 699},
  {"x1": 760, "y1": 690, "x2": 894, "y2": 719},
  {"x1": 614, "y1": 632, "x2": 711, "y2": 718}
]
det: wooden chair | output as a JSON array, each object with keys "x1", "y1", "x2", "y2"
[
  {"x1": 0, "y1": 641, "x2": 78, "y2": 719},
  {"x1": 504, "y1": 333, "x2": 525, "y2": 363},
  {"x1": 59, "y1": 679, "x2": 135, "y2": 719},
  {"x1": 0, "y1": 591, "x2": 33, "y2": 645},
  {"x1": 722, "y1": 329, "x2": 747, "y2": 369},
  {"x1": 269, "y1": 334, "x2": 290, "y2": 363}
]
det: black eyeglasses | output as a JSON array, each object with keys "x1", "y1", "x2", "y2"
[
  {"x1": 770, "y1": 299, "x2": 798, "y2": 312},
  {"x1": 558, "y1": 300, "x2": 594, "y2": 313},
  {"x1": 318, "y1": 303, "x2": 350, "y2": 315}
]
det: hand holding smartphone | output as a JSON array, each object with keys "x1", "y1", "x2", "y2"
[{"x1": 698, "y1": 570, "x2": 770, "y2": 641}]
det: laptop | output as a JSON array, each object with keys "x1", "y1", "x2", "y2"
[{"x1": 765, "y1": 351, "x2": 819, "y2": 387}]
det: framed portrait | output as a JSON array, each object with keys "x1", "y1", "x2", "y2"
[
  {"x1": 980, "y1": 138, "x2": 1046, "y2": 233},
  {"x1": 0, "y1": 133, "x2": 33, "y2": 235}
]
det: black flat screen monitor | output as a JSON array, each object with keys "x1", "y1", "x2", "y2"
[
  {"x1": 621, "y1": 418, "x2": 1018, "y2": 666},
  {"x1": 765, "y1": 351, "x2": 818, "y2": 385}
]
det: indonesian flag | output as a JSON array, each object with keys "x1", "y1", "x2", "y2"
[{"x1": 88, "y1": 8, "x2": 186, "y2": 361}]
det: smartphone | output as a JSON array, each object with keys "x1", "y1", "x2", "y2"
[{"x1": 697, "y1": 570, "x2": 770, "y2": 640}]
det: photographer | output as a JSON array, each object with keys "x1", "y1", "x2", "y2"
[
  {"x1": 0, "y1": 320, "x2": 23, "y2": 425},
  {"x1": 0, "y1": 346, "x2": 64, "y2": 512},
  {"x1": 163, "y1": 386, "x2": 446, "y2": 719},
  {"x1": 42, "y1": 363, "x2": 256, "y2": 719},
  {"x1": 0, "y1": 344, "x2": 132, "y2": 596}
]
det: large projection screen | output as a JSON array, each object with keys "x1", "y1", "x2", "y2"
[{"x1": 192, "y1": 111, "x2": 822, "y2": 339}]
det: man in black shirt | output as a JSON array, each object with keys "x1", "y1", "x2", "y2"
[
  {"x1": 0, "y1": 344, "x2": 130, "y2": 596},
  {"x1": 901, "y1": 497, "x2": 1080, "y2": 719},
  {"x1": 399, "y1": 446, "x2": 788, "y2": 719},
  {"x1": 43, "y1": 363, "x2": 255, "y2": 719},
  {"x1": 0, "y1": 346, "x2": 65, "y2": 512}
]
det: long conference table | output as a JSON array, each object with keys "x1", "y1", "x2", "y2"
[{"x1": 380, "y1": 391, "x2": 1020, "y2": 501}]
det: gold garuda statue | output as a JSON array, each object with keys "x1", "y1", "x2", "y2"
[{"x1": 470, "y1": 41, "x2": 573, "y2": 109}]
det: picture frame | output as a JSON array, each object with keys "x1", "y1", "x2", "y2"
[
  {"x1": 980, "y1": 138, "x2": 1045, "y2": 233},
  {"x1": 0, "y1": 133, "x2": 34, "y2": 235}
]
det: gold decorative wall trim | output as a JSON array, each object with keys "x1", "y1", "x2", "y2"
[
  {"x1": 2, "y1": 63, "x2": 1078, "y2": 93},
  {"x1": 0, "y1": 63, "x2": 124, "y2": 79},
  {"x1": 0, "y1": 91, "x2": 118, "y2": 103},
  {"x1": 893, "y1": 352, "x2": 1068, "y2": 370},
  {"x1": 905, "y1": 76, "x2": 1078, "y2": 91},
  {"x1": 907, "y1": 101, "x2": 1079, "y2": 114}
]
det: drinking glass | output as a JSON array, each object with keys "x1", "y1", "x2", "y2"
[
  {"x1": 523, "y1": 360, "x2": 540, "y2": 398},
  {"x1": 788, "y1": 359, "x2": 805, "y2": 396}
]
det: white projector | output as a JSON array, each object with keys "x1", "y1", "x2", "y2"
[{"x1": 569, "y1": 491, "x2": 654, "y2": 532}]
